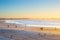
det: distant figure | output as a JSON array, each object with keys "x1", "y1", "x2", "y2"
[
  {"x1": 7, "y1": 25, "x2": 9, "y2": 28},
  {"x1": 15, "y1": 25, "x2": 17, "y2": 28},
  {"x1": 40, "y1": 27, "x2": 43, "y2": 30}
]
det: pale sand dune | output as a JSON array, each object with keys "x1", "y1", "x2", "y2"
[{"x1": 0, "y1": 22, "x2": 60, "y2": 40}]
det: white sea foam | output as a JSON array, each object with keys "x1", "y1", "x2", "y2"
[{"x1": 5, "y1": 20, "x2": 60, "y2": 28}]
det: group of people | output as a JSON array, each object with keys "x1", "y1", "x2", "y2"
[{"x1": 7, "y1": 25, "x2": 17, "y2": 28}]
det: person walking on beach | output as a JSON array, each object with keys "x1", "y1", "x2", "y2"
[
  {"x1": 40, "y1": 27, "x2": 43, "y2": 30},
  {"x1": 15, "y1": 25, "x2": 17, "y2": 28},
  {"x1": 7, "y1": 25, "x2": 9, "y2": 28}
]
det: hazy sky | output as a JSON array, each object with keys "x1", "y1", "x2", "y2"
[{"x1": 0, "y1": 0, "x2": 60, "y2": 18}]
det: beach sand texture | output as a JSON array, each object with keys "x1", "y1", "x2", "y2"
[
  {"x1": 0, "y1": 22, "x2": 60, "y2": 34},
  {"x1": 0, "y1": 22, "x2": 60, "y2": 40},
  {"x1": 0, "y1": 29, "x2": 60, "y2": 40}
]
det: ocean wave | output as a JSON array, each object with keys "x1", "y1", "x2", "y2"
[{"x1": 4, "y1": 20, "x2": 60, "y2": 28}]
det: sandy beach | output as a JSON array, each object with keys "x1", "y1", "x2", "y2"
[
  {"x1": 1, "y1": 0, "x2": 60, "y2": 40},
  {"x1": 0, "y1": 22, "x2": 60, "y2": 40},
  {"x1": 0, "y1": 22, "x2": 60, "y2": 34},
  {"x1": 0, "y1": 28, "x2": 60, "y2": 40}
]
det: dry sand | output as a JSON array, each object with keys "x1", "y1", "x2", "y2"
[{"x1": 0, "y1": 22, "x2": 60, "y2": 40}]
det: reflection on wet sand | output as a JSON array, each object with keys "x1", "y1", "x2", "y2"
[
  {"x1": 0, "y1": 22, "x2": 60, "y2": 40},
  {"x1": 0, "y1": 29, "x2": 60, "y2": 40}
]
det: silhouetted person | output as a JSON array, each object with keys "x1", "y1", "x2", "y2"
[
  {"x1": 7, "y1": 25, "x2": 9, "y2": 28},
  {"x1": 40, "y1": 27, "x2": 43, "y2": 30},
  {"x1": 15, "y1": 25, "x2": 17, "y2": 28}
]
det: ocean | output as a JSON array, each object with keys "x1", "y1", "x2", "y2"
[{"x1": 4, "y1": 20, "x2": 60, "y2": 28}]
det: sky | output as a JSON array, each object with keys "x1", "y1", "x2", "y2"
[{"x1": 0, "y1": 0, "x2": 60, "y2": 18}]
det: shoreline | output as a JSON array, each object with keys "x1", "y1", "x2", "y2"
[{"x1": 0, "y1": 22, "x2": 60, "y2": 35}]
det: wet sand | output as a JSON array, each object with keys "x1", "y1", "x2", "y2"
[
  {"x1": 0, "y1": 22, "x2": 60, "y2": 34},
  {"x1": 0, "y1": 22, "x2": 60, "y2": 40},
  {"x1": 0, "y1": 29, "x2": 60, "y2": 40}
]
